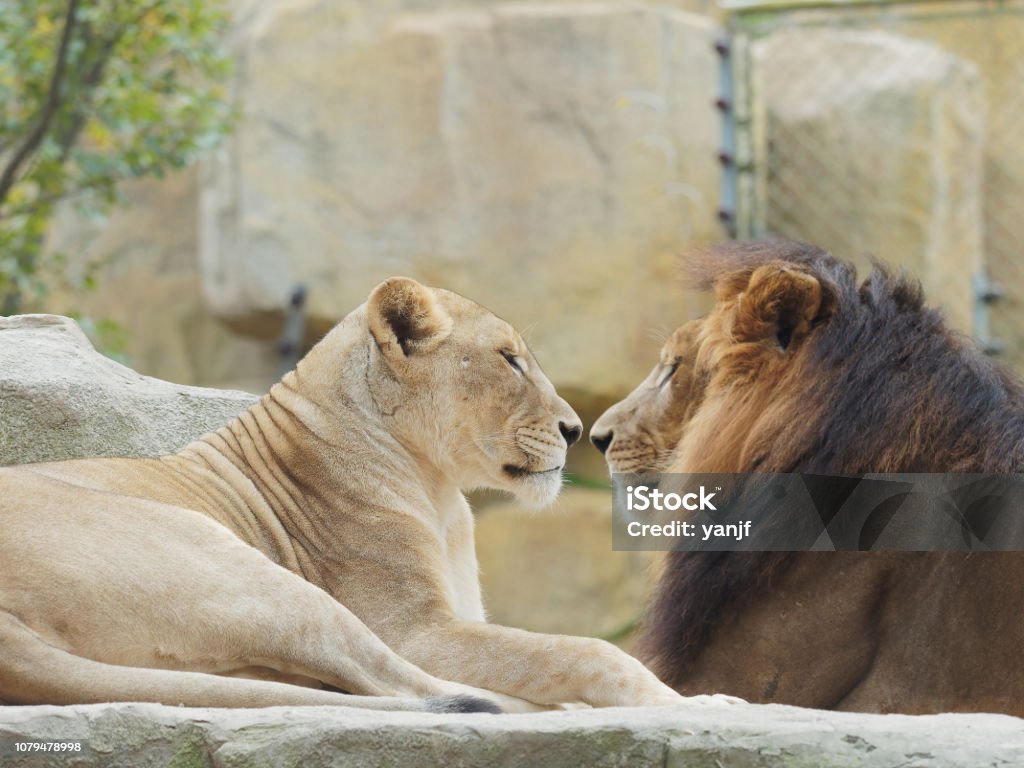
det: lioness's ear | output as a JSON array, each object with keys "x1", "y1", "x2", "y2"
[
  {"x1": 733, "y1": 264, "x2": 827, "y2": 351},
  {"x1": 367, "y1": 277, "x2": 453, "y2": 357}
]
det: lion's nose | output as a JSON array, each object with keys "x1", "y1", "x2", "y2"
[
  {"x1": 559, "y1": 421, "x2": 583, "y2": 448},
  {"x1": 590, "y1": 430, "x2": 613, "y2": 455}
]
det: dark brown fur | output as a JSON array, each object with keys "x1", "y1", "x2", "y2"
[{"x1": 638, "y1": 239, "x2": 1024, "y2": 714}]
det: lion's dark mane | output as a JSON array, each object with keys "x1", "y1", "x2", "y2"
[{"x1": 640, "y1": 239, "x2": 1024, "y2": 686}]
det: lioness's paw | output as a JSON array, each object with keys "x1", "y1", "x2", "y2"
[
  {"x1": 426, "y1": 695, "x2": 503, "y2": 714},
  {"x1": 647, "y1": 693, "x2": 688, "y2": 706},
  {"x1": 641, "y1": 681, "x2": 689, "y2": 707}
]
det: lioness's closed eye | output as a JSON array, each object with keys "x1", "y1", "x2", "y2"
[{"x1": 1, "y1": 276, "x2": 732, "y2": 713}]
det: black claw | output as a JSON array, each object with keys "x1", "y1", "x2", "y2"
[{"x1": 426, "y1": 695, "x2": 503, "y2": 714}]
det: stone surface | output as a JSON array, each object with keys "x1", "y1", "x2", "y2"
[
  {"x1": 751, "y1": 28, "x2": 985, "y2": 334},
  {"x1": 475, "y1": 487, "x2": 654, "y2": 648},
  {"x1": 0, "y1": 315, "x2": 257, "y2": 466},
  {"x1": 201, "y1": 2, "x2": 722, "y2": 404},
  {"x1": 2, "y1": 701, "x2": 1023, "y2": 767}
]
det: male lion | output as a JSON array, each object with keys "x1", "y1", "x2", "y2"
[
  {"x1": 591, "y1": 240, "x2": 1024, "y2": 715},
  {"x1": 0, "y1": 277, "x2": 688, "y2": 713}
]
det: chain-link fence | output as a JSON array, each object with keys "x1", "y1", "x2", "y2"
[{"x1": 724, "y1": 0, "x2": 1024, "y2": 367}]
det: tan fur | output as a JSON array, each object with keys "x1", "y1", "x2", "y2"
[{"x1": 1, "y1": 277, "x2": 694, "y2": 712}]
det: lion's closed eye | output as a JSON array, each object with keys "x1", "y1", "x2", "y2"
[
  {"x1": 501, "y1": 350, "x2": 524, "y2": 374},
  {"x1": 659, "y1": 360, "x2": 681, "y2": 388}
]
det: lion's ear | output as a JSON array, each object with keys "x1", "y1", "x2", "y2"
[
  {"x1": 367, "y1": 277, "x2": 453, "y2": 358},
  {"x1": 733, "y1": 264, "x2": 826, "y2": 351}
]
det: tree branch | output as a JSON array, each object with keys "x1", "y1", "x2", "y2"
[
  {"x1": 52, "y1": 26, "x2": 121, "y2": 163},
  {"x1": 0, "y1": 0, "x2": 81, "y2": 207},
  {"x1": 0, "y1": 175, "x2": 115, "y2": 220}
]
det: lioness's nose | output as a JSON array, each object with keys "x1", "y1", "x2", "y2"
[
  {"x1": 559, "y1": 421, "x2": 583, "y2": 448},
  {"x1": 590, "y1": 430, "x2": 613, "y2": 455}
]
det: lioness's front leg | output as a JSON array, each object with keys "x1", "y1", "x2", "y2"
[
  {"x1": 329, "y1": 515, "x2": 697, "y2": 708},
  {"x1": 397, "y1": 620, "x2": 683, "y2": 707}
]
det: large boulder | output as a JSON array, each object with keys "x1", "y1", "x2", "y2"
[
  {"x1": 751, "y1": 28, "x2": 985, "y2": 334},
  {"x1": 0, "y1": 315, "x2": 257, "y2": 466},
  {"x1": 2, "y1": 701, "x2": 1022, "y2": 767},
  {"x1": 200, "y1": 2, "x2": 723, "y2": 406}
]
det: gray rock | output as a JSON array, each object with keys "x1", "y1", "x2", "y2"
[
  {"x1": 0, "y1": 315, "x2": 258, "y2": 466},
  {"x1": 1, "y1": 701, "x2": 1022, "y2": 767}
]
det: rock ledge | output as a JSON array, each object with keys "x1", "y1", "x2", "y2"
[{"x1": 2, "y1": 702, "x2": 1022, "y2": 767}]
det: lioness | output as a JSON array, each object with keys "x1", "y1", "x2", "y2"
[
  {"x1": 0, "y1": 277, "x2": 687, "y2": 713},
  {"x1": 591, "y1": 240, "x2": 1024, "y2": 715}
]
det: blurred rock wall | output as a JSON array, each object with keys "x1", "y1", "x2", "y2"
[
  {"x1": 48, "y1": 3, "x2": 1017, "y2": 412},
  {"x1": 202, "y1": 2, "x2": 723, "y2": 415},
  {"x1": 895, "y1": 11, "x2": 1024, "y2": 371},
  {"x1": 45, "y1": 169, "x2": 280, "y2": 394},
  {"x1": 745, "y1": 9, "x2": 1024, "y2": 369},
  {"x1": 52, "y1": 2, "x2": 726, "y2": 416},
  {"x1": 752, "y1": 29, "x2": 985, "y2": 335}
]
